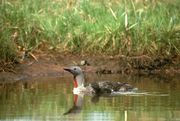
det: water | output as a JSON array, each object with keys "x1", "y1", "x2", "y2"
[{"x1": 0, "y1": 74, "x2": 180, "y2": 121}]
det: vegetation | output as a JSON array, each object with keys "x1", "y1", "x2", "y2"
[{"x1": 0, "y1": 0, "x2": 180, "y2": 63}]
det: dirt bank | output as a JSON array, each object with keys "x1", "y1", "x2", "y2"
[{"x1": 0, "y1": 51, "x2": 180, "y2": 82}]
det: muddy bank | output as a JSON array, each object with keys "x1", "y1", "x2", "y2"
[{"x1": 0, "y1": 51, "x2": 180, "y2": 82}]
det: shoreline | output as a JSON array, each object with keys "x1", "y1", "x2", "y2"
[{"x1": 0, "y1": 51, "x2": 179, "y2": 83}]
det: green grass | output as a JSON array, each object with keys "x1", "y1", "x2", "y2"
[{"x1": 0, "y1": 0, "x2": 180, "y2": 62}]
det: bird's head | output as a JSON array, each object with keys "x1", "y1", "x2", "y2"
[
  {"x1": 64, "y1": 66, "x2": 85, "y2": 88},
  {"x1": 64, "y1": 66, "x2": 83, "y2": 76}
]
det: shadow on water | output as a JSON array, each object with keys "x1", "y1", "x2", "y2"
[{"x1": 0, "y1": 74, "x2": 180, "y2": 121}]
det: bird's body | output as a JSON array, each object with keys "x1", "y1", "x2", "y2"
[{"x1": 64, "y1": 66, "x2": 137, "y2": 95}]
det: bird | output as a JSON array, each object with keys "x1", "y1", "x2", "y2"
[{"x1": 64, "y1": 66, "x2": 137, "y2": 95}]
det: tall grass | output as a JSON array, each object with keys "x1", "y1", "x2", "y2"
[{"x1": 0, "y1": 0, "x2": 180, "y2": 62}]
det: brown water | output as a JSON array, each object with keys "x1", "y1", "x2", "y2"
[{"x1": 0, "y1": 74, "x2": 180, "y2": 121}]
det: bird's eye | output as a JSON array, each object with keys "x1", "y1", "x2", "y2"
[{"x1": 74, "y1": 68, "x2": 76, "y2": 70}]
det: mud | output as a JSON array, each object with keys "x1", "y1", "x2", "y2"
[{"x1": 0, "y1": 51, "x2": 180, "y2": 83}]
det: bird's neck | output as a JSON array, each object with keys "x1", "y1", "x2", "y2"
[
  {"x1": 74, "y1": 74, "x2": 85, "y2": 88},
  {"x1": 73, "y1": 79, "x2": 78, "y2": 88}
]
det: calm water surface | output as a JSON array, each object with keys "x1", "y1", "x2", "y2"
[{"x1": 0, "y1": 74, "x2": 180, "y2": 121}]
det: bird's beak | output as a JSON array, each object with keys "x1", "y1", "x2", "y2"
[
  {"x1": 64, "y1": 67, "x2": 76, "y2": 75},
  {"x1": 63, "y1": 67, "x2": 71, "y2": 72}
]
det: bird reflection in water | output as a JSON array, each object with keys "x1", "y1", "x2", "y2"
[
  {"x1": 63, "y1": 94, "x2": 84, "y2": 115},
  {"x1": 63, "y1": 94, "x2": 100, "y2": 115}
]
